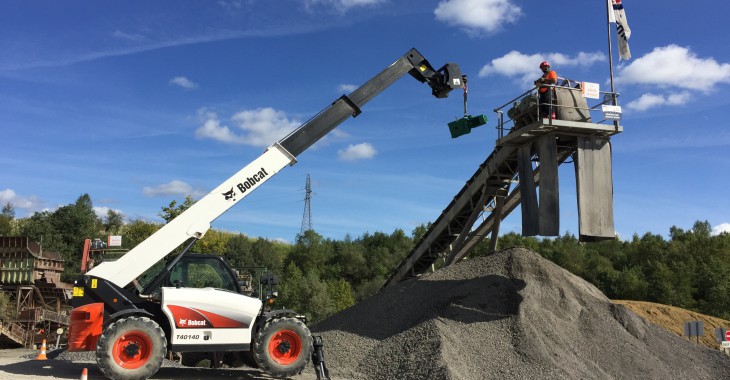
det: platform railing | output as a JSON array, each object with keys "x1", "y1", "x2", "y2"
[{"x1": 493, "y1": 78, "x2": 619, "y2": 139}]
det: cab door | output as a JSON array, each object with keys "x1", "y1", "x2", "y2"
[{"x1": 159, "y1": 256, "x2": 263, "y2": 351}]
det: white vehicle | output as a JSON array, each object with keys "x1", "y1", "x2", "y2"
[{"x1": 68, "y1": 48, "x2": 463, "y2": 380}]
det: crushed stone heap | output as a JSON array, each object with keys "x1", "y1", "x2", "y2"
[{"x1": 309, "y1": 248, "x2": 730, "y2": 380}]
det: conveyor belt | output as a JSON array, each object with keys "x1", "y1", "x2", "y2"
[{"x1": 382, "y1": 119, "x2": 621, "y2": 288}]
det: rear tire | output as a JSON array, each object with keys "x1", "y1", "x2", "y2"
[
  {"x1": 96, "y1": 316, "x2": 166, "y2": 380},
  {"x1": 253, "y1": 317, "x2": 312, "y2": 378}
]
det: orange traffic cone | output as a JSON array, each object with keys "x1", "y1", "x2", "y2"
[
  {"x1": 79, "y1": 367, "x2": 88, "y2": 380},
  {"x1": 36, "y1": 339, "x2": 48, "y2": 360}
]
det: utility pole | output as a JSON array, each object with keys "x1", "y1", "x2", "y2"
[{"x1": 300, "y1": 174, "x2": 313, "y2": 234}]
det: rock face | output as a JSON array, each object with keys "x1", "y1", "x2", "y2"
[{"x1": 310, "y1": 248, "x2": 730, "y2": 380}]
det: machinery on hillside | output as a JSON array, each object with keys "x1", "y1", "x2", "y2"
[{"x1": 68, "y1": 48, "x2": 463, "y2": 380}]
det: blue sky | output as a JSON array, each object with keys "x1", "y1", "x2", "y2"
[{"x1": 2, "y1": 0, "x2": 729, "y2": 243}]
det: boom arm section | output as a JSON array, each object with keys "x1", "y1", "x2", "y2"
[{"x1": 88, "y1": 48, "x2": 462, "y2": 288}]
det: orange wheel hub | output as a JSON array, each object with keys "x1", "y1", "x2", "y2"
[
  {"x1": 112, "y1": 330, "x2": 152, "y2": 369},
  {"x1": 268, "y1": 329, "x2": 302, "y2": 365}
]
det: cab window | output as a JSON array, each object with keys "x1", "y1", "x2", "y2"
[{"x1": 149, "y1": 256, "x2": 239, "y2": 293}]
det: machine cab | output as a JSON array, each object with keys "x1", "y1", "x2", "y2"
[{"x1": 139, "y1": 254, "x2": 242, "y2": 296}]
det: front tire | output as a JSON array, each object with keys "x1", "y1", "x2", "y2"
[
  {"x1": 253, "y1": 317, "x2": 312, "y2": 378},
  {"x1": 96, "y1": 316, "x2": 167, "y2": 380}
]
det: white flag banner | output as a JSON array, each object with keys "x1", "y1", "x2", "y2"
[{"x1": 612, "y1": 0, "x2": 632, "y2": 60}]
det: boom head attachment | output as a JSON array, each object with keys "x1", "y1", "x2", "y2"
[
  {"x1": 405, "y1": 49, "x2": 463, "y2": 99},
  {"x1": 431, "y1": 63, "x2": 464, "y2": 98}
]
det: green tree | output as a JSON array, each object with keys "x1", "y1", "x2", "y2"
[
  {"x1": 330, "y1": 240, "x2": 367, "y2": 285},
  {"x1": 288, "y1": 229, "x2": 327, "y2": 273},
  {"x1": 497, "y1": 232, "x2": 539, "y2": 252},
  {"x1": 614, "y1": 266, "x2": 649, "y2": 300},
  {"x1": 327, "y1": 278, "x2": 355, "y2": 312},
  {"x1": 224, "y1": 234, "x2": 254, "y2": 268},
  {"x1": 51, "y1": 194, "x2": 100, "y2": 279},
  {"x1": 2, "y1": 202, "x2": 15, "y2": 218},
  {"x1": 0, "y1": 202, "x2": 14, "y2": 235},
  {"x1": 104, "y1": 209, "x2": 125, "y2": 234},
  {"x1": 159, "y1": 195, "x2": 196, "y2": 223},
  {"x1": 196, "y1": 230, "x2": 230, "y2": 254},
  {"x1": 19, "y1": 194, "x2": 100, "y2": 281},
  {"x1": 119, "y1": 220, "x2": 160, "y2": 249},
  {"x1": 411, "y1": 223, "x2": 430, "y2": 242},
  {"x1": 0, "y1": 292, "x2": 14, "y2": 321}
]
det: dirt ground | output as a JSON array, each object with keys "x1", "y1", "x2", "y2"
[{"x1": 614, "y1": 300, "x2": 730, "y2": 350}]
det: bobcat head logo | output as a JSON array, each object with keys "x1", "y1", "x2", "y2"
[
  {"x1": 222, "y1": 188, "x2": 236, "y2": 201},
  {"x1": 179, "y1": 318, "x2": 186, "y2": 326}
]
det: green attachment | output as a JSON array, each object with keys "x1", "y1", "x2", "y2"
[{"x1": 448, "y1": 114, "x2": 487, "y2": 138}]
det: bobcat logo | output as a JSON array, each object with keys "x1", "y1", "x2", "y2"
[
  {"x1": 179, "y1": 318, "x2": 187, "y2": 326},
  {"x1": 222, "y1": 188, "x2": 236, "y2": 201}
]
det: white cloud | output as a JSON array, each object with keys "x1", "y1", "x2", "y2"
[
  {"x1": 112, "y1": 30, "x2": 146, "y2": 41},
  {"x1": 196, "y1": 110, "x2": 243, "y2": 143},
  {"x1": 337, "y1": 84, "x2": 358, "y2": 93},
  {"x1": 434, "y1": 0, "x2": 522, "y2": 35},
  {"x1": 626, "y1": 91, "x2": 692, "y2": 112},
  {"x1": 478, "y1": 50, "x2": 606, "y2": 85},
  {"x1": 0, "y1": 188, "x2": 42, "y2": 211},
  {"x1": 169, "y1": 76, "x2": 198, "y2": 89},
  {"x1": 196, "y1": 108, "x2": 300, "y2": 147},
  {"x1": 338, "y1": 142, "x2": 377, "y2": 161},
  {"x1": 305, "y1": 0, "x2": 385, "y2": 12},
  {"x1": 143, "y1": 180, "x2": 204, "y2": 197},
  {"x1": 231, "y1": 108, "x2": 301, "y2": 146},
  {"x1": 617, "y1": 45, "x2": 730, "y2": 92},
  {"x1": 712, "y1": 223, "x2": 730, "y2": 236}
]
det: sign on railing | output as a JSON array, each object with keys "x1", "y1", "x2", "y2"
[
  {"x1": 582, "y1": 82, "x2": 600, "y2": 99},
  {"x1": 602, "y1": 105, "x2": 622, "y2": 120}
]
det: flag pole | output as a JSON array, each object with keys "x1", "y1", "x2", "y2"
[
  {"x1": 606, "y1": 0, "x2": 616, "y2": 106},
  {"x1": 605, "y1": 0, "x2": 620, "y2": 129}
]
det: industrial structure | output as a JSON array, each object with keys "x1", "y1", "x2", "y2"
[
  {"x1": 0, "y1": 236, "x2": 72, "y2": 348},
  {"x1": 384, "y1": 77, "x2": 622, "y2": 287}
]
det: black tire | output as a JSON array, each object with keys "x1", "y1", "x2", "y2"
[
  {"x1": 253, "y1": 317, "x2": 312, "y2": 378},
  {"x1": 96, "y1": 316, "x2": 167, "y2": 380}
]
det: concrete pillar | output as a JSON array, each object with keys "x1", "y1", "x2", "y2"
[
  {"x1": 538, "y1": 134, "x2": 559, "y2": 236},
  {"x1": 575, "y1": 136, "x2": 615, "y2": 241},
  {"x1": 518, "y1": 143, "x2": 539, "y2": 236}
]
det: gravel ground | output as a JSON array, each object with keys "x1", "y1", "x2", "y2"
[
  {"x1": 23, "y1": 348, "x2": 186, "y2": 368},
  {"x1": 303, "y1": 247, "x2": 730, "y2": 380},
  {"x1": 4, "y1": 348, "x2": 305, "y2": 379},
  {"x1": 5, "y1": 247, "x2": 729, "y2": 379}
]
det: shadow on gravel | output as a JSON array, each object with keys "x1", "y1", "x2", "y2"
[
  {"x1": 314, "y1": 274, "x2": 526, "y2": 341},
  {"x1": 0, "y1": 358, "x2": 277, "y2": 379}
]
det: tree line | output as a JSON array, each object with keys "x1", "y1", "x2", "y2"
[{"x1": 1, "y1": 195, "x2": 728, "y2": 324}]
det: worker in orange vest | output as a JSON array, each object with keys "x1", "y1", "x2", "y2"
[{"x1": 534, "y1": 61, "x2": 557, "y2": 118}]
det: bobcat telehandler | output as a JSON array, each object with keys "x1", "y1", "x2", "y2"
[{"x1": 68, "y1": 48, "x2": 462, "y2": 379}]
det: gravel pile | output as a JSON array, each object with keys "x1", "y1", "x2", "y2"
[{"x1": 306, "y1": 248, "x2": 730, "y2": 380}]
